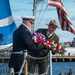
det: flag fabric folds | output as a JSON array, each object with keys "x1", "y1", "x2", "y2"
[
  {"x1": 48, "y1": 0, "x2": 75, "y2": 34},
  {"x1": 0, "y1": 0, "x2": 17, "y2": 45}
]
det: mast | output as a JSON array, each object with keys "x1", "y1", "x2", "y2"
[{"x1": 31, "y1": 0, "x2": 43, "y2": 33}]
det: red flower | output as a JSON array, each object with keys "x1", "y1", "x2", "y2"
[{"x1": 56, "y1": 44, "x2": 60, "y2": 50}]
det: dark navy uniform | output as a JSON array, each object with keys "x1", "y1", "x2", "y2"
[{"x1": 9, "y1": 25, "x2": 43, "y2": 74}]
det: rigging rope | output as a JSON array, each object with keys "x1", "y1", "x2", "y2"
[
  {"x1": 37, "y1": 5, "x2": 48, "y2": 26},
  {"x1": 36, "y1": 0, "x2": 44, "y2": 25}
]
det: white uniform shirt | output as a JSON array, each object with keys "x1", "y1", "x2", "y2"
[
  {"x1": 47, "y1": 31, "x2": 53, "y2": 38},
  {"x1": 22, "y1": 23, "x2": 31, "y2": 32}
]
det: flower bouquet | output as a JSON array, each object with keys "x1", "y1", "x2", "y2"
[
  {"x1": 46, "y1": 39, "x2": 65, "y2": 54},
  {"x1": 32, "y1": 32, "x2": 46, "y2": 45},
  {"x1": 32, "y1": 32, "x2": 65, "y2": 54}
]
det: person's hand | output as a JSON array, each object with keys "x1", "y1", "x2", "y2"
[
  {"x1": 52, "y1": 51, "x2": 56, "y2": 55},
  {"x1": 42, "y1": 42, "x2": 50, "y2": 49},
  {"x1": 41, "y1": 44, "x2": 47, "y2": 49}
]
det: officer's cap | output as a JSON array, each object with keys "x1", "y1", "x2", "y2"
[{"x1": 21, "y1": 16, "x2": 35, "y2": 24}]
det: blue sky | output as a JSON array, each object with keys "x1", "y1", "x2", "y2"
[{"x1": 9, "y1": 0, "x2": 75, "y2": 43}]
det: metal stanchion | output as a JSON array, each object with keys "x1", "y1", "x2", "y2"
[
  {"x1": 10, "y1": 68, "x2": 14, "y2": 75},
  {"x1": 24, "y1": 50, "x2": 28, "y2": 75},
  {"x1": 48, "y1": 50, "x2": 52, "y2": 75}
]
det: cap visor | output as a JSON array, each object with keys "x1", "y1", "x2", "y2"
[{"x1": 29, "y1": 19, "x2": 34, "y2": 24}]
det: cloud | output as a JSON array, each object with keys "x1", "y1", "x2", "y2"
[
  {"x1": 16, "y1": 0, "x2": 33, "y2": 5},
  {"x1": 17, "y1": 0, "x2": 23, "y2": 2},
  {"x1": 37, "y1": 6, "x2": 56, "y2": 12},
  {"x1": 12, "y1": 8, "x2": 32, "y2": 12},
  {"x1": 46, "y1": 7, "x2": 56, "y2": 11},
  {"x1": 55, "y1": 28, "x2": 75, "y2": 42},
  {"x1": 73, "y1": 0, "x2": 75, "y2": 2},
  {"x1": 13, "y1": 16, "x2": 22, "y2": 21},
  {"x1": 12, "y1": 9, "x2": 21, "y2": 12},
  {"x1": 26, "y1": 1, "x2": 33, "y2": 5},
  {"x1": 71, "y1": 16, "x2": 75, "y2": 21},
  {"x1": 13, "y1": 16, "x2": 22, "y2": 27}
]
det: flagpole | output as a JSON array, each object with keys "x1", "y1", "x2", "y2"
[{"x1": 32, "y1": 0, "x2": 37, "y2": 33}]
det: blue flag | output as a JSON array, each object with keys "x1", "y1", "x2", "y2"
[{"x1": 0, "y1": 0, "x2": 17, "y2": 45}]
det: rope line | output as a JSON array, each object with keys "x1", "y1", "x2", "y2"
[
  {"x1": 27, "y1": 54, "x2": 48, "y2": 60},
  {"x1": 36, "y1": 0, "x2": 44, "y2": 25}
]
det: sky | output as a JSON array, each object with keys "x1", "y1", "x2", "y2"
[{"x1": 9, "y1": 0, "x2": 75, "y2": 43}]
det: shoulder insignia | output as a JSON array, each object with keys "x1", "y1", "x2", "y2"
[{"x1": 25, "y1": 29, "x2": 28, "y2": 31}]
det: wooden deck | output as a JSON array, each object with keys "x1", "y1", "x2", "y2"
[
  {"x1": 52, "y1": 55, "x2": 75, "y2": 58},
  {"x1": 52, "y1": 55, "x2": 75, "y2": 62}
]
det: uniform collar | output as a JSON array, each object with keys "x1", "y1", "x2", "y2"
[{"x1": 22, "y1": 23, "x2": 31, "y2": 32}]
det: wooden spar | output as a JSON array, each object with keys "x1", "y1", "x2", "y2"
[
  {"x1": 18, "y1": 50, "x2": 27, "y2": 75},
  {"x1": 24, "y1": 59, "x2": 28, "y2": 75}
]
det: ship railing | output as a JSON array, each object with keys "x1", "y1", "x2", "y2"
[
  {"x1": 0, "y1": 50, "x2": 27, "y2": 75},
  {"x1": 9, "y1": 50, "x2": 28, "y2": 75},
  {"x1": 10, "y1": 50, "x2": 52, "y2": 75},
  {"x1": 0, "y1": 50, "x2": 52, "y2": 75}
]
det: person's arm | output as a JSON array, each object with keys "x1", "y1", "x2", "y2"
[{"x1": 21, "y1": 32, "x2": 43, "y2": 54}]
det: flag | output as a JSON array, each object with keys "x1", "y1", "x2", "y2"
[
  {"x1": 48, "y1": 0, "x2": 75, "y2": 34},
  {"x1": 0, "y1": 0, "x2": 17, "y2": 45}
]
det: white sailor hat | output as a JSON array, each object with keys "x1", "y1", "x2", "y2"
[{"x1": 21, "y1": 16, "x2": 35, "y2": 24}]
